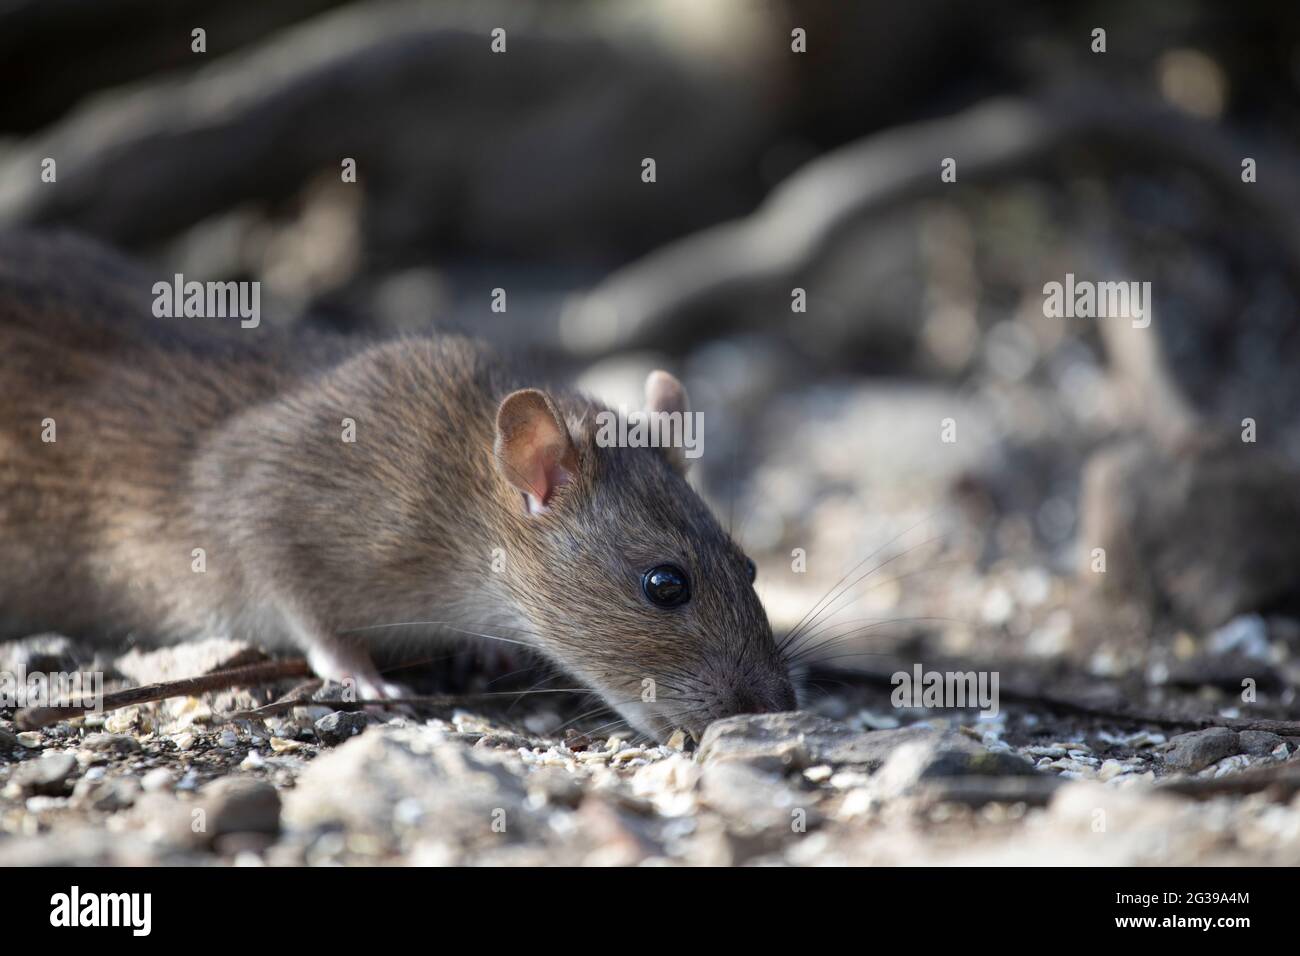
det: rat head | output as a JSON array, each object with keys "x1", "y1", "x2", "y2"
[{"x1": 491, "y1": 370, "x2": 796, "y2": 742}]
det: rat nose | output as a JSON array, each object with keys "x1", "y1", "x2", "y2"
[
  {"x1": 713, "y1": 676, "x2": 798, "y2": 721},
  {"x1": 673, "y1": 665, "x2": 799, "y2": 743}
]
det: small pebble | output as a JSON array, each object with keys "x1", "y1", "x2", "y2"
[
  {"x1": 314, "y1": 711, "x2": 371, "y2": 747},
  {"x1": 1205, "y1": 754, "x2": 1253, "y2": 778},
  {"x1": 26, "y1": 795, "x2": 68, "y2": 812},
  {"x1": 240, "y1": 750, "x2": 267, "y2": 770},
  {"x1": 13, "y1": 751, "x2": 78, "y2": 795},
  {"x1": 81, "y1": 733, "x2": 141, "y2": 754},
  {"x1": 140, "y1": 768, "x2": 174, "y2": 792},
  {"x1": 839, "y1": 788, "x2": 873, "y2": 816},
  {"x1": 829, "y1": 770, "x2": 871, "y2": 789},
  {"x1": 1098, "y1": 759, "x2": 1134, "y2": 782},
  {"x1": 858, "y1": 711, "x2": 900, "y2": 730},
  {"x1": 1026, "y1": 746, "x2": 1067, "y2": 759}
]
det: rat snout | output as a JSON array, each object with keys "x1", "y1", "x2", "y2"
[
  {"x1": 712, "y1": 680, "x2": 797, "y2": 719},
  {"x1": 631, "y1": 669, "x2": 797, "y2": 744},
  {"x1": 683, "y1": 669, "x2": 799, "y2": 740}
]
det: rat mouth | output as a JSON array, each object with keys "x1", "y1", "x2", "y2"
[
  {"x1": 614, "y1": 701, "x2": 679, "y2": 744},
  {"x1": 591, "y1": 692, "x2": 692, "y2": 745},
  {"x1": 597, "y1": 675, "x2": 799, "y2": 745},
  {"x1": 586, "y1": 663, "x2": 798, "y2": 745},
  {"x1": 607, "y1": 700, "x2": 714, "y2": 746}
]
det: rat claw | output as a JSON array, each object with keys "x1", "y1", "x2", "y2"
[
  {"x1": 357, "y1": 676, "x2": 418, "y2": 717},
  {"x1": 306, "y1": 644, "x2": 416, "y2": 715}
]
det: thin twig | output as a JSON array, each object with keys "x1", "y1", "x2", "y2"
[
  {"x1": 223, "y1": 695, "x2": 466, "y2": 721},
  {"x1": 815, "y1": 662, "x2": 1300, "y2": 736},
  {"x1": 13, "y1": 658, "x2": 314, "y2": 731},
  {"x1": 220, "y1": 691, "x2": 582, "y2": 722},
  {"x1": 1156, "y1": 763, "x2": 1300, "y2": 801}
]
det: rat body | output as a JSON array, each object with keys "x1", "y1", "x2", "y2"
[{"x1": 0, "y1": 232, "x2": 795, "y2": 740}]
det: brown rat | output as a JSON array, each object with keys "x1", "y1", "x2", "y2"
[{"x1": 0, "y1": 232, "x2": 796, "y2": 741}]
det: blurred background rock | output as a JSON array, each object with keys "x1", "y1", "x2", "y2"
[{"x1": 4, "y1": 0, "x2": 1300, "y2": 692}]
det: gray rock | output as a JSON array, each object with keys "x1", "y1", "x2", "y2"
[
  {"x1": 1164, "y1": 727, "x2": 1242, "y2": 772},
  {"x1": 196, "y1": 778, "x2": 281, "y2": 839},
  {"x1": 524, "y1": 767, "x2": 584, "y2": 809},
  {"x1": 140, "y1": 768, "x2": 175, "y2": 792},
  {"x1": 313, "y1": 710, "x2": 372, "y2": 747},
  {"x1": 572, "y1": 796, "x2": 660, "y2": 866},
  {"x1": 873, "y1": 736, "x2": 1059, "y2": 806},
  {"x1": 919, "y1": 775, "x2": 1065, "y2": 807},
  {"x1": 0, "y1": 826, "x2": 177, "y2": 866},
  {"x1": 12, "y1": 751, "x2": 78, "y2": 796},
  {"x1": 914, "y1": 747, "x2": 1039, "y2": 779},
  {"x1": 81, "y1": 733, "x2": 142, "y2": 755},
  {"x1": 442, "y1": 731, "x2": 484, "y2": 746},
  {"x1": 698, "y1": 762, "x2": 818, "y2": 834},
  {"x1": 475, "y1": 732, "x2": 535, "y2": 751},
  {"x1": 283, "y1": 725, "x2": 530, "y2": 858},
  {"x1": 130, "y1": 792, "x2": 208, "y2": 849},
  {"x1": 697, "y1": 711, "x2": 950, "y2": 772},
  {"x1": 0, "y1": 726, "x2": 21, "y2": 756},
  {"x1": 212, "y1": 832, "x2": 277, "y2": 858},
  {"x1": 72, "y1": 775, "x2": 142, "y2": 812},
  {"x1": 1238, "y1": 731, "x2": 1287, "y2": 757}
]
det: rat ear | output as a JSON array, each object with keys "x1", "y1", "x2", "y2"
[
  {"x1": 494, "y1": 388, "x2": 579, "y2": 515},
  {"x1": 645, "y1": 370, "x2": 689, "y2": 417},
  {"x1": 644, "y1": 370, "x2": 691, "y2": 472}
]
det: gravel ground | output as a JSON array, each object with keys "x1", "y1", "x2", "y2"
[{"x1": 3, "y1": 633, "x2": 1299, "y2": 867}]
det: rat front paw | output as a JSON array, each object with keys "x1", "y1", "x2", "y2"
[{"x1": 306, "y1": 644, "x2": 415, "y2": 714}]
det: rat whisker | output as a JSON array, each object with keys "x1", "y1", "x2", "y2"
[
  {"x1": 778, "y1": 557, "x2": 964, "y2": 657},
  {"x1": 797, "y1": 649, "x2": 915, "y2": 669},
  {"x1": 784, "y1": 618, "x2": 951, "y2": 665},
  {"x1": 790, "y1": 614, "x2": 963, "y2": 648},
  {"x1": 780, "y1": 531, "x2": 951, "y2": 652},
  {"x1": 779, "y1": 509, "x2": 947, "y2": 646},
  {"x1": 797, "y1": 676, "x2": 859, "y2": 698},
  {"x1": 783, "y1": 612, "x2": 966, "y2": 662},
  {"x1": 343, "y1": 621, "x2": 538, "y2": 651},
  {"x1": 786, "y1": 634, "x2": 896, "y2": 666},
  {"x1": 569, "y1": 714, "x2": 635, "y2": 739},
  {"x1": 553, "y1": 693, "x2": 658, "y2": 735},
  {"x1": 343, "y1": 619, "x2": 537, "y2": 635},
  {"x1": 505, "y1": 668, "x2": 588, "y2": 716}
]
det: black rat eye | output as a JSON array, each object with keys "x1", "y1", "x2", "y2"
[
  {"x1": 642, "y1": 565, "x2": 690, "y2": 608},
  {"x1": 745, "y1": 558, "x2": 757, "y2": 584}
]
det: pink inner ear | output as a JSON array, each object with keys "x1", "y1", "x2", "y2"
[
  {"x1": 528, "y1": 446, "x2": 573, "y2": 511},
  {"x1": 523, "y1": 476, "x2": 571, "y2": 514},
  {"x1": 495, "y1": 388, "x2": 579, "y2": 514},
  {"x1": 513, "y1": 433, "x2": 575, "y2": 513}
]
